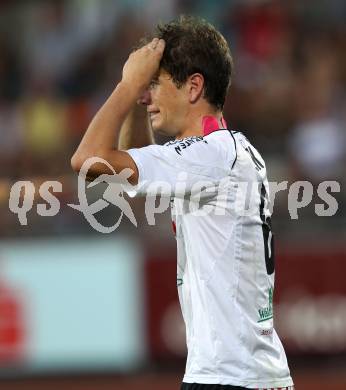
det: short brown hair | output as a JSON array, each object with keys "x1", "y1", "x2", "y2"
[{"x1": 154, "y1": 15, "x2": 233, "y2": 110}]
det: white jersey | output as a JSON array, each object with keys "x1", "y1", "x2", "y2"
[{"x1": 127, "y1": 124, "x2": 293, "y2": 389}]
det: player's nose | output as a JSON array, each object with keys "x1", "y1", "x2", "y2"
[{"x1": 137, "y1": 89, "x2": 152, "y2": 105}]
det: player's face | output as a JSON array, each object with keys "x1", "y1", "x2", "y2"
[{"x1": 139, "y1": 69, "x2": 189, "y2": 137}]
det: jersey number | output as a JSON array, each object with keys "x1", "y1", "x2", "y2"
[{"x1": 259, "y1": 183, "x2": 275, "y2": 275}]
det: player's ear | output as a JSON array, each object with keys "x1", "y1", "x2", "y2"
[{"x1": 188, "y1": 73, "x2": 204, "y2": 104}]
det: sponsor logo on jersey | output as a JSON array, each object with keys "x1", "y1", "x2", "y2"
[{"x1": 258, "y1": 287, "x2": 274, "y2": 322}]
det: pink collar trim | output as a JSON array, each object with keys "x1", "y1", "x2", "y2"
[{"x1": 202, "y1": 116, "x2": 228, "y2": 136}]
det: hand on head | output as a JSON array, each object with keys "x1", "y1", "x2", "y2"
[{"x1": 122, "y1": 38, "x2": 165, "y2": 94}]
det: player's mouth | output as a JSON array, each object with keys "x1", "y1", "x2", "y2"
[{"x1": 148, "y1": 110, "x2": 160, "y2": 120}]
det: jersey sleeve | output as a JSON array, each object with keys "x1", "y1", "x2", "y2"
[{"x1": 125, "y1": 134, "x2": 235, "y2": 197}]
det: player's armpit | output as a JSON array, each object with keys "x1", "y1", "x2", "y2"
[{"x1": 71, "y1": 150, "x2": 139, "y2": 185}]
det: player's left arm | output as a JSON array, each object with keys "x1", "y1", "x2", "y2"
[{"x1": 71, "y1": 38, "x2": 165, "y2": 185}]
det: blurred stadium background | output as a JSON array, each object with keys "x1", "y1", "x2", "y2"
[{"x1": 1, "y1": 0, "x2": 346, "y2": 389}]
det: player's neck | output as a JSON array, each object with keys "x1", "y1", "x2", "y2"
[{"x1": 175, "y1": 108, "x2": 223, "y2": 140}]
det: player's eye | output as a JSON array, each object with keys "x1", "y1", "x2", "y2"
[{"x1": 149, "y1": 79, "x2": 159, "y2": 89}]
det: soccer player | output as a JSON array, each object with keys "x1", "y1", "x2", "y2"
[{"x1": 71, "y1": 15, "x2": 294, "y2": 390}]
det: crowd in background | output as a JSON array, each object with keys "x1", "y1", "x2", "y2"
[{"x1": 1, "y1": 0, "x2": 345, "y2": 238}]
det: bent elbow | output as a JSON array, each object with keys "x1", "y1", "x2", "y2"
[
  {"x1": 70, "y1": 153, "x2": 84, "y2": 174},
  {"x1": 70, "y1": 150, "x2": 109, "y2": 178}
]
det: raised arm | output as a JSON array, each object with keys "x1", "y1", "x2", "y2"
[{"x1": 71, "y1": 38, "x2": 164, "y2": 184}]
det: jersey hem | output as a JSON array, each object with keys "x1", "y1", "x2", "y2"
[{"x1": 182, "y1": 374, "x2": 294, "y2": 388}]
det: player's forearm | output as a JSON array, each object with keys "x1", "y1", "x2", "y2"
[
  {"x1": 118, "y1": 104, "x2": 154, "y2": 150},
  {"x1": 71, "y1": 81, "x2": 137, "y2": 167}
]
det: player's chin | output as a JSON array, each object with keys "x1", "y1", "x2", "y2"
[{"x1": 151, "y1": 119, "x2": 165, "y2": 134}]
